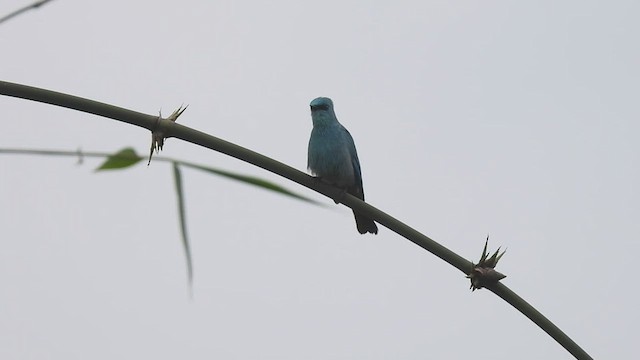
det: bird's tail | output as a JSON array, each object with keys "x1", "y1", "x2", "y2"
[{"x1": 353, "y1": 211, "x2": 378, "y2": 235}]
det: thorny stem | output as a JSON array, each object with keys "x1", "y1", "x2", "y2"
[{"x1": 0, "y1": 80, "x2": 593, "y2": 360}]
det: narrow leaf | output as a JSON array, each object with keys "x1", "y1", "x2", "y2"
[
  {"x1": 183, "y1": 162, "x2": 324, "y2": 206},
  {"x1": 172, "y1": 162, "x2": 193, "y2": 292},
  {"x1": 95, "y1": 148, "x2": 142, "y2": 171}
]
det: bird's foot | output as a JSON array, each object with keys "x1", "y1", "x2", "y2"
[
  {"x1": 331, "y1": 187, "x2": 348, "y2": 204},
  {"x1": 313, "y1": 176, "x2": 347, "y2": 204}
]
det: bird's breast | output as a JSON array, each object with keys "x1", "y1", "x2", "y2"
[{"x1": 308, "y1": 127, "x2": 355, "y2": 187}]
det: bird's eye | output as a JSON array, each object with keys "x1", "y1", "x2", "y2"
[{"x1": 311, "y1": 104, "x2": 329, "y2": 111}]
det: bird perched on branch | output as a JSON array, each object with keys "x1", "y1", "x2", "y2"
[{"x1": 307, "y1": 97, "x2": 378, "y2": 235}]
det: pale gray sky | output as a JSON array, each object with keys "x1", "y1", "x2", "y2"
[{"x1": 1, "y1": 1, "x2": 638, "y2": 359}]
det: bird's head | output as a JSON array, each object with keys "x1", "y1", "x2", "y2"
[
  {"x1": 309, "y1": 97, "x2": 338, "y2": 127},
  {"x1": 310, "y1": 97, "x2": 334, "y2": 112}
]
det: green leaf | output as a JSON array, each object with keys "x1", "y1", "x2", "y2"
[
  {"x1": 182, "y1": 162, "x2": 324, "y2": 206},
  {"x1": 95, "y1": 148, "x2": 142, "y2": 171},
  {"x1": 172, "y1": 162, "x2": 193, "y2": 293}
]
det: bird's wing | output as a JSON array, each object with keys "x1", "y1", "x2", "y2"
[{"x1": 342, "y1": 126, "x2": 365, "y2": 200}]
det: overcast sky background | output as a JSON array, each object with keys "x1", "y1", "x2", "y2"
[{"x1": 1, "y1": 1, "x2": 638, "y2": 359}]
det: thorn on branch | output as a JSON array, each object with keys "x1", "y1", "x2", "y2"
[
  {"x1": 148, "y1": 105, "x2": 188, "y2": 166},
  {"x1": 467, "y1": 235, "x2": 506, "y2": 291}
]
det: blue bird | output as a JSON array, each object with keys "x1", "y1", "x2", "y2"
[{"x1": 307, "y1": 97, "x2": 378, "y2": 235}]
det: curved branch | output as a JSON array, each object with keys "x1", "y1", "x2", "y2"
[
  {"x1": 0, "y1": 0, "x2": 55, "y2": 25},
  {"x1": 0, "y1": 80, "x2": 593, "y2": 360}
]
